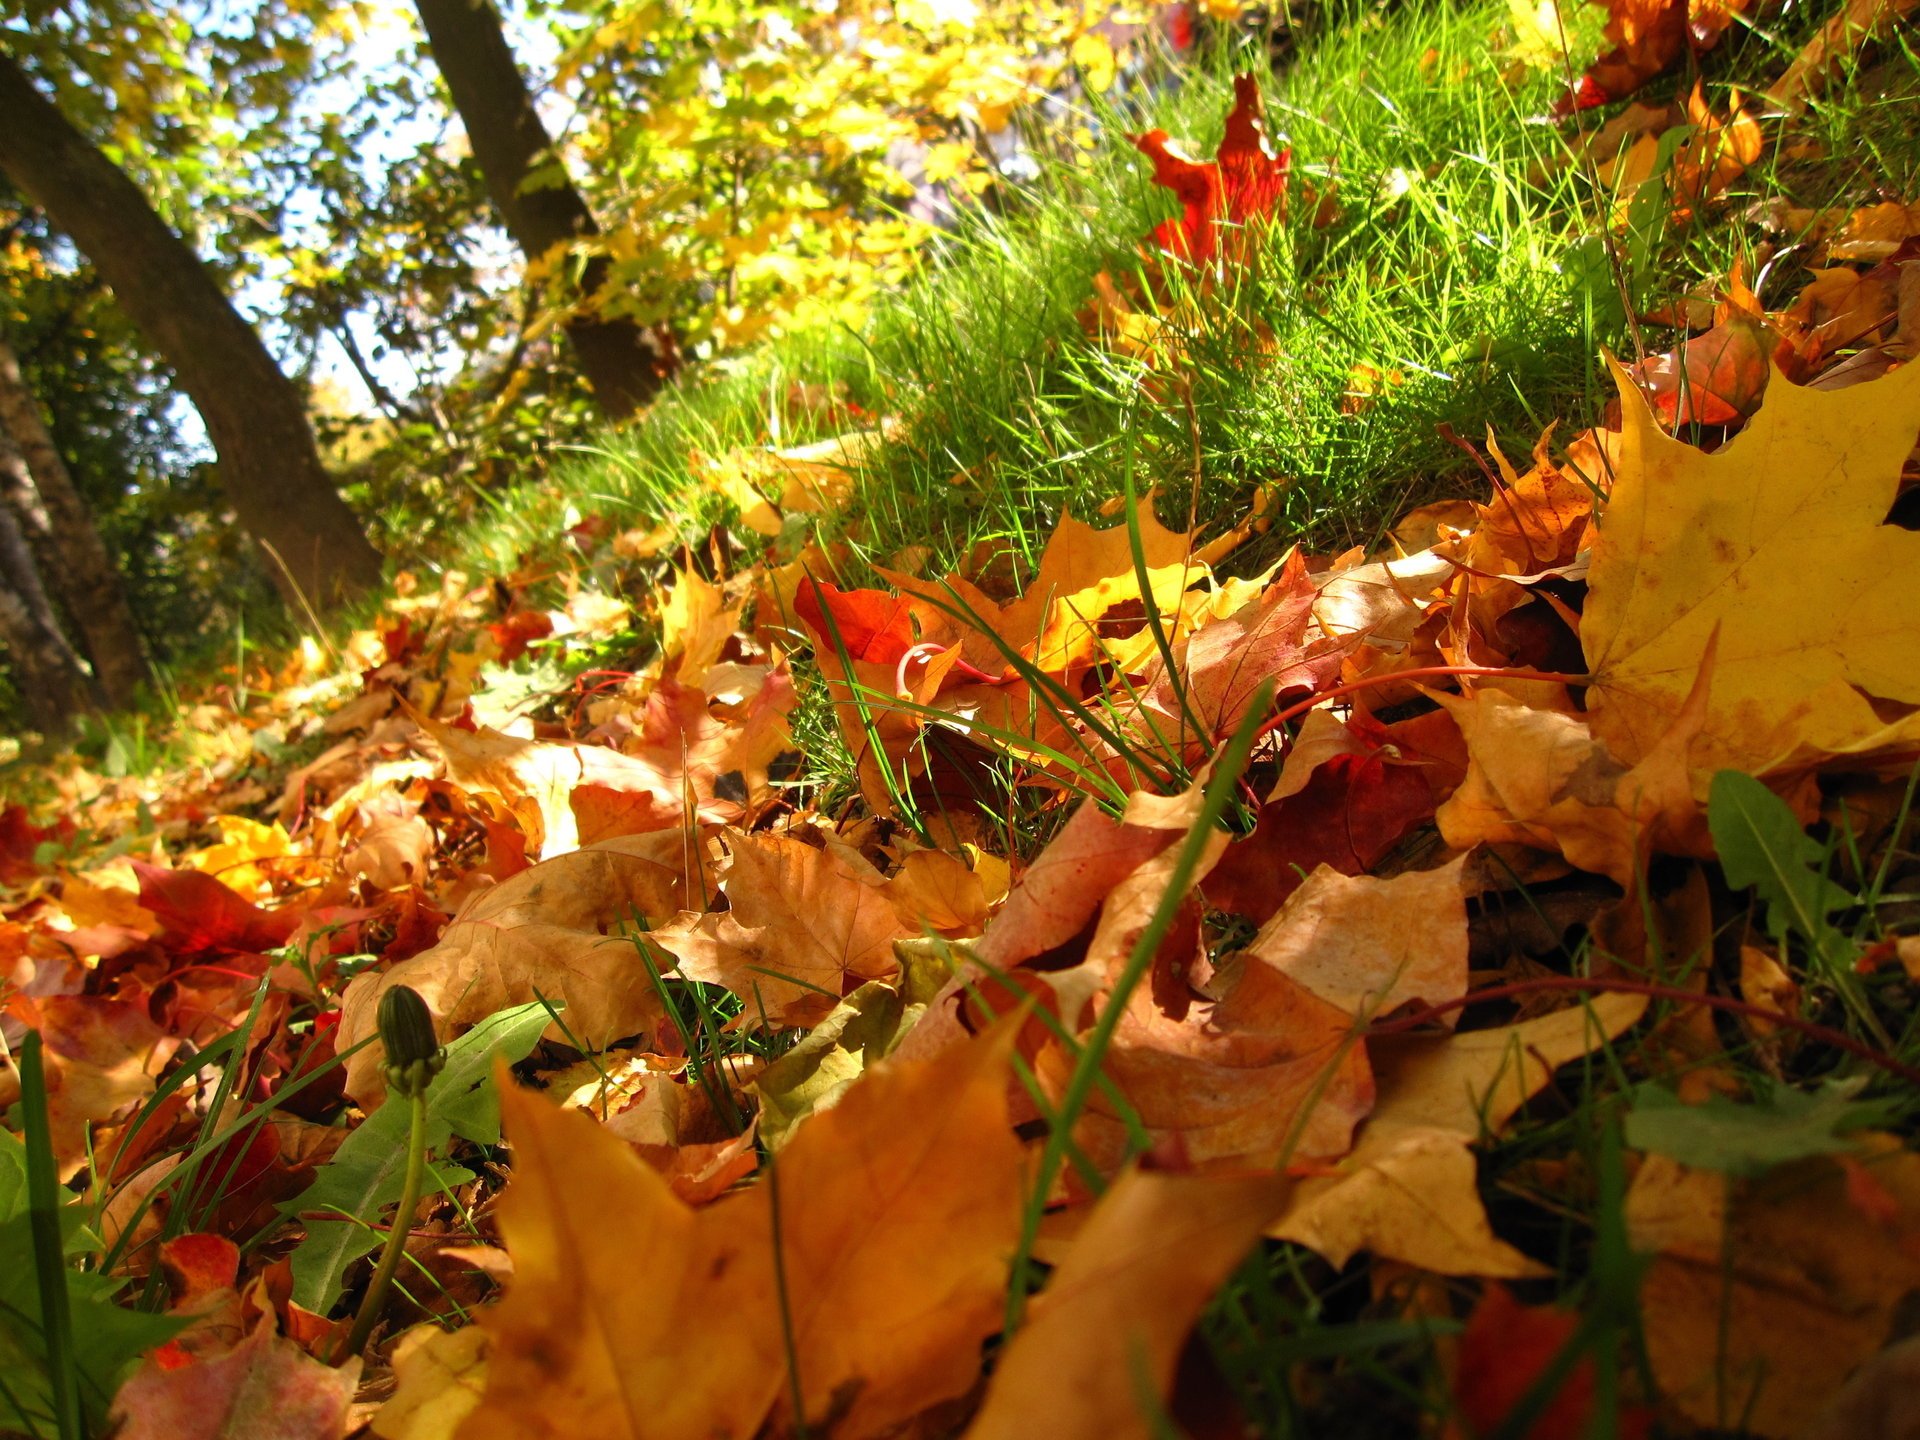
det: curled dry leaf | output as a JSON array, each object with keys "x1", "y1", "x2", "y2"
[{"x1": 336, "y1": 835, "x2": 691, "y2": 1107}]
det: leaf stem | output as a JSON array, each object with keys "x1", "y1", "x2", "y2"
[
  {"x1": 334, "y1": 1087, "x2": 429, "y2": 1366},
  {"x1": 1368, "y1": 975, "x2": 1920, "y2": 1088},
  {"x1": 1254, "y1": 664, "x2": 1592, "y2": 744}
]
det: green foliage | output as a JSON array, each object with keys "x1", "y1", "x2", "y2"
[
  {"x1": 0, "y1": 1096, "x2": 182, "y2": 1439},
  {"x1": 286, "y1": 1000, "x2": 555, "y2": 1314},
  {"x1": 1623, "y1": 1078, "x2": 1897, "y2": 1177},
  {"x1": 1708, "y1": 770, "x2": 1856, "y2": 966}
]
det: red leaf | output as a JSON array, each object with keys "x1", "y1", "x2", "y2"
[
  {"x1": 1204, "y1": 750, "x2": 1436, "y2": 923},
  {"x1": 1454, "y1": 1284, "x2": 1651, "y2": 1440},
  {"x1": 0, "y1": 803, "x2": 71, "y2": 882},
  {"x1": 796, "y1": 577, "x2": 919, "y2": 664},
  {"x1": 159, "y1": 1234, "x2": 241, "y2": 1305},
  {"x1": 1630, "y1": 314, "x2": 1776, "y2": 426},
  {"x1": 486, "y1": 609, "x2": 554, "y2": 662},
  {"x1": 1134, "y1": 74, "x2": 1290, "y2": 267},
  {"x1": 131, "y1": 864, "x2": 299, "y2": 955}
]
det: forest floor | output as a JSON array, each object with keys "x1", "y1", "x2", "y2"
[{"x1": 7, "y1": 3, "x2": 1920, "y2": 1438}]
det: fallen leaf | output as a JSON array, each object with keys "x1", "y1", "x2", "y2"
[
  {"x1": 1582, "y1": 357, "x2": 1920, "y2": 773},
  {"x1": 467, "y1": 1026, "x2": 1025, "y2": 1440},
  {"x1": 1241, "y1": 857, "x2": 1470, "y2": 1023},
  {"x1": 964, "y1": 1168, "x2": 1294, "y2": 1440},
  {"x1": 107, "y1": 1326, "x2": 358, "y2": 1440},
  {"x1": 16, "y1": 996, "x2": 170, "y2": 1179},
  {"x1": 375, "y1": 1324, "x2": 489, "y2": 1440},
  {"x1": 1452, "y1": 1284, "x2": 1646, "y2": 1440},
  {"x1": 654, "y1": 829, "x2": 915, "y2": 1028},
  {"x1": 1134, "y1": 74, "x2": 1289, "y2": 270},
  {"x1": 1433, "y1": 679, "x2": 1712, "y2": 885},
  {"x1": 1272, "y1": 1125, "x2": 1547, "y2": 1277},
  {"x1": 1626, "y1": 1138, "x2": 1920, "y2": 1434},
  {"x1": 336, "y1": 836, "x2": 688, "y2": 1107}
]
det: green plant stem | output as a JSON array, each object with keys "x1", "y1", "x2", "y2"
[
  {"x1": 334, "y1": 1087, "x2": 428, "y2": 1366},
  {"x1": 20, "y1": 1032, "x2": 81, "y2": 1440}
]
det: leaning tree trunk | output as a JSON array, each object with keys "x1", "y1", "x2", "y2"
[
  {"x1": 0, "y1": 339, "x2": 151, "y2": 706},
  {"x1": 0, "y1": 488, "x2": 98, "y2": 732},
  {"x1": 413, "y1": 0, "x2": 671, "y2": 418},
  {"x1": 0, "y1": 50, "x2": 382, "y2": 607}
]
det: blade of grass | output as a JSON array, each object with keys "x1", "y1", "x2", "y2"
[
  {"x1": 18, "y1": 1032, "x2": 81, "y2": 1440},
  {"x1": 1003, "y1": 678, "x2": 1274, "y2": 1334}
]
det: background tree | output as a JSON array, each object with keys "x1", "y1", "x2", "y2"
[
  {"x1": 412, "y1": 0, "x2": 674, "y2": 419},
  {"x1": 0, "y1": 460, "x2": 96, "y2": 731},
  {"x1": 0, "y1": 337, "x2": 151, "y2": 706},
  {"x1": 0, "y1": 46, "x2": 382, "y2": 605}
]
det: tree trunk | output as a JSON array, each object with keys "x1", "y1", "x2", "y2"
[
  {"x1": 0, "y1": 339, "x2": 152, "y2": 707},
  {"x1": 0, "y1": 51, "x2": 383, "y2": 608},
  {"x1": 0, "y1": 486, "x2": 98, "y2": 732},
  {"x1": 412, "y1": 0, "x2": 671, "y2": 418}
]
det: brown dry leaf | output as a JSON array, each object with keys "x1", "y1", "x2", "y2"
[
  {"x1": 1769, "y1": 0, "x2": 1920, "y2": 113},
  {"x1": 653, "y1": 829, "x2": 915, "y2": 1027},
  {"x1": 964, "y1": 1168, "x2": 1294, "y2": 1440},
  {"x1": 1582, "y1": 357, "x2": 1920, "y2": 774},
  {"x1": 342, "y1": 805, "x2": 435, "y2": 892},
  {"x1": 465, "y1": 1026, "x2": 1025, "y2": 1440},
  {"x1": 1269, "y1": 1125, "x2": 1547, "y2": 1277},
  {"x1": 1242, "y1": 856, "x2": 1470, "y2": 1023},
  {"x1": 1627, "y1": 1139, "x2": 1920, "y2": 1435},
  {"x1": 1365, "y1": 992, "x2": 1649, "y2": 1136},
  {"x1": 417, "y1": 715, "x2": 675, "y2": 861},
  {"x1": 1466, "y1": 425, "x2": 1602, "y2": 576},
  {"x1": 336, "y1": 835, "x2": 689, "y2": 1106},
  {"x1": 1262, "y1": 995, "x2": 1643, "y2": 1276},
  {"x1": 1039, "y1": 820, "x2": 1376, "y2": 1172},
  {"x1": 973, "y1": 799, "x2": 1180, "y2": 971},
  {"x1": 14, "y1": 995, "x2": 171, "y2": 1179},
  {"x1": 1433, "y1": 678, "x2": 1713, "y2": 885}
]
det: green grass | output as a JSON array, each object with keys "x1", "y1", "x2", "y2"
[{"x1": 452, "y1": 1, "x2": 1919, "y2": 609}]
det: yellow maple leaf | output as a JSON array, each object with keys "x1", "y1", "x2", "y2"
[
  {"x1": 1581, "y1": 358, "x2": 1920, "y2": 775},
  {"x1": 463, "y1": 1027, "x2": 1024, "y2": 1440}
]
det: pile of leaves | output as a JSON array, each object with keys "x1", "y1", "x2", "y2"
[{"x1": 7, "y1": 32, "x2": 1920, "y2": 1440}]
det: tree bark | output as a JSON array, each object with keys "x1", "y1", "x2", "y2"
[
  {"x1": 0, "y1": 339, "x2": 152, "y2": 706},
  {"x1": 0, "y1": 49, "x2": 383, "y2": 607},
  {"x1": 412, "y1": 0, "x2": 671, "y2": 418},
  {"x1": 0, "y1": 484, "x2": 98, "y2": 732}
]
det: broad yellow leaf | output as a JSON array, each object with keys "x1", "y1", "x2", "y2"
[
  {"x1": 464, "y1": 1027, "x2": 1025, "y2": 1440},
  {"x1": 1582, "y1": 358, "x2": 1920, "y2": 774}
]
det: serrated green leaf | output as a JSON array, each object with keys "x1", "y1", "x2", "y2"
[
  {"x1": 287, "y1": 1001, "x2": 553, "y2": 1314},
  {"x1": 1708, "y1": 769, "x2": 1854, "y2": 964},
  {"x1": 1624, "y1": 1078, "x2": 1892, "y2": 1177}
]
